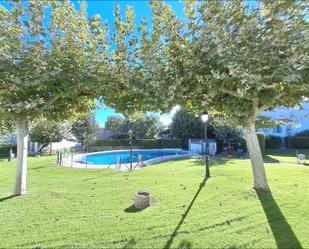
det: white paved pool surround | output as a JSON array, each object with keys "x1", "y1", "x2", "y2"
[{"x1": 61, "y1": 148, "x2": 194, "y2": 171}]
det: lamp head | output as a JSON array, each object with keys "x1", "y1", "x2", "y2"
[{"x1": 200, "y1": 112, "x2": 209, "y2": 123}]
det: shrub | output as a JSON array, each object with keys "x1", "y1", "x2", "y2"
[
  {"x1": 265, "y1": 136, "x2": 281, "y2": 149},
  {"x1": 216, "y1": 139, "x2": 224, "y2": 153},
  {"x1": 289, "y1": 137, "x2": 309, "y2": 149},
  {"x1": 235, "y1": 137, "x2": 247, "y2": 152},
  {"x1": 294, "y1": 130, "x2": 309, "y2": 137},
  {"x1": 89, "y1": 139, "x2": 184, "y2": 149},
  {"x1": 0, "y1": 145, "x2": 17, "y2": 158}
]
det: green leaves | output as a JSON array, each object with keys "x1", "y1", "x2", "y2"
[
  {"x1": 109, "y1": 1, "x2": 308, "y2": 126},
  {"x1": 105, "y1": 114, "x2": 161, "y2": 139},
  {"x1": 70, "y1": 113, "x2": 99, "y2": 146},
  {"x1": 1, "y1": 1, "x2": 308, "y2": 130},
  {"x1": 0, "y1": 1, "x2": 110, "y2": 122},
  {"x1": 30, "y1": 118, "x2": 65, "y2": 153}
]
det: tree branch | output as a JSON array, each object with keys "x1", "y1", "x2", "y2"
[{"x1": 218, "y1": 86, "x2": 252, "y2": 101}]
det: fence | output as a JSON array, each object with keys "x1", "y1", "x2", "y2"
[{"x1": 56, "y1": 146, "x2": 193, "y2": 171}]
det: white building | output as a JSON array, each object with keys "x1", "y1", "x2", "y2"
[
  {"x1": 1, "y1": 135, "x2": 79, "y2": 155},
  {"x1": 259, "y1": 101, "x2": 309, "y2": 138}
]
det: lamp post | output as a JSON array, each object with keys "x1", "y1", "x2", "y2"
[
  {"x1": 128, "y1": 129, "x2": 133, "y2": 170},
  {"x1": 287, "y1": 127, "x2": 291, "y2": 149},
  {"x1": 200, "y1": 112, "x2": 210, "y2": 178}
]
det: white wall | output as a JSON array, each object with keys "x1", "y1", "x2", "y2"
[
  {"x1": 51, "y1": 139, "x2": 79, "y2": 150},
  {"x1": 189, "y1": 139, "x2": 217, "y2": 155}
]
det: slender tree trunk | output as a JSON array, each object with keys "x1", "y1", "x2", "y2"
[
  {"x1": 13, "y1": 118, "x2": 30, "y2": 196},
  {"x1": 38, "y1": 143, "x2": 49, "y2": 155},
  {"x1": 244, "y1": 121, "x2": 270, "y2": 192}
]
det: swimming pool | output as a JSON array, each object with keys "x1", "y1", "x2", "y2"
[{"x1": 74, "y1": 149, "x2": 191, "y2": 167}]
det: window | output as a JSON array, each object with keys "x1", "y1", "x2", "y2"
[{"x1": 272, "y1": 125, "x2": 282, "y2": 133}]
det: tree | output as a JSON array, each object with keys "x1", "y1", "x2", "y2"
[
  {"x1": 213, "y1": 126, "x2": 240, "y2": 142},
  {"x1": 71, "y1": 115, "x2": 99, "y2": 147},
  {"x1": 30, "y1": 119, "x2": 65, "y2": 155},
  {"x1": 0, "y1": 1, "x2": 111, "y2": 195},
  {"x1": 130, "y1": 114, "x2": 162, "y2": 139},
  {"x1": 0, "y1": 115, "x2": 14, "y2": 144},
  {"x1": 0, "y1": 115, "x2": 15, "y2": 161},
  {"x1": 294, "y1": 129, "x2": 309, "y2": 137},
  {"x1": 105, "y1": 114, "x2": 161, "y2": 139},
  {"x1": 170, "y1": 108, "x2": 215, "y2": 139},
  {"x1": 111, "y1": 1, "x2": 309, "y2": 191},
  {"x1": 105, "y1": 116, "x2": 126, "y2": 138}
]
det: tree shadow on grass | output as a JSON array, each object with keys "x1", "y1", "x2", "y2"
[
  {"x1": 122, "y1": 238, "x2": 136, "y2": 249},
  {"x1": 190, "y1": 157, "x2": 229, "y2": 168},
  {"x1": 30, "y1": 166, "x2": 46, "y2": 171},
  {"x1": 124, "y1": 204, "x2": 143, "y2": 213},
  {"x1": 163, "y1": 178, "x2": 207, "y2": 249},
  {"x1": 263, "y1": 155, "x2": 280, "y2": 163},
  {"x1": 0, "y1": 195, "x2": 16, "y2": 203},
  {"x1": 177, "y1": 239, "x2": 192, "y2": 249},
  {"x1": 257, "y1": 191, "x2": 303, "y2": 249}
]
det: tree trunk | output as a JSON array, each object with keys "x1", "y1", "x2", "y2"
[
  {"x1": 244, "y1": 121, "x2": 270, "y2": 192},
  {"x1": 38, "y1": 143, "x2": 49, "y2": 155},
  {"x1": 13, "y1": 118, "x2": 30, "y2": 196}
]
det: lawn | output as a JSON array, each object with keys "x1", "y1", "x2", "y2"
[
  {"x1": 0, "y1": 155, "x2": 308, "y2": 248},
  {"x1": 265, "y1": 149, "x2": 309, "y2": 164}
]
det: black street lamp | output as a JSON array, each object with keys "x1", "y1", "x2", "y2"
[
  {"x1": 128, "y1": 129, "x2": 133, "y2": 170},
  {"x1": 287, "y1": 127, "x2": 291, "y2": 149},
  {"x1": 200, "y1": 112, "x2": 210, "y2": 179}
]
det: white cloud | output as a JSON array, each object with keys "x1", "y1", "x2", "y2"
[
  {"x1": 170, "y1": 105, "x2": 181, "y2": 115},
  {"x1": 159, "y1": 105, "x2": 181, "y2": 126},
  {"x1": 160, "y1": 116, "x2": 172, "y2": 126}
]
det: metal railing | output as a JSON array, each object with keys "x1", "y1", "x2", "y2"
[{"x1": 56, "y1": 147, "x2": 192, "y2": 171}]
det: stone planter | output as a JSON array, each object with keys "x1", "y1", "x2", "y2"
[{"x1": 135, "y1": 190, "x2": 151, "y2": 209}]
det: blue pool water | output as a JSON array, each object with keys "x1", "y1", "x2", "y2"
[{"x1": 76, "y1": 149, "x2": 190, "y2": 165}]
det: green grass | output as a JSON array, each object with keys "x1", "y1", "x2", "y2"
[
  {"x1": 0, "y1": 155, "x2": 308, "y2": 248},
  {"x1": 265, "y1": 149, "x2": 309, "y2": 164}
]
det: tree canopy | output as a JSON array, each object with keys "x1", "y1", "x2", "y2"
[
  {"x1": 71, "y1": 114, "x2": 99, "y2": 147},
  {"x1": 0, "y1": 1, "x2": 111, "y2": 121},
  {"x1": 30, "y1": 119, "x2": 65, "y2": 154},
  {"x1": 109, "y1": 1, "x2": 308, "y2": 118},
  {"x1": 170, "y1": 108, "x2": 215, "y2": 140},
  {"x1": 105, "y1": 114, "x2": 162, "y2": 139}
]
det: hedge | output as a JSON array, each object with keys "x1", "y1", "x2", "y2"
[
  {"x1": 289, "y1": 137, "x2": 309, "y2": 149},
  {"x1": 265, "y1": 136, "x2": 281, "y2": 149},
  {"x1": 234, "y1": 134, "x2": 265, "y2": 156},
  {"x1": 235, "y1": 137, "x2": 247, "y2": 152},
  {"x1": 216, "y1": 139, "x2": 224, "y2": 153},
  {"x1": 0, "y1": 145, "x2": 17, "y2": 158},
  {"x1": 294, "y1": 130, "x2": 309, "y2": 137},
  {"x1": 89, "y1": 139, "x2": 184, "y2": 149}
]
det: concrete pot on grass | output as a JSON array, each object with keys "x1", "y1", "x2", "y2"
[{"x1": 135, "y1": 190, "x2": 151, "y2": 209}]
